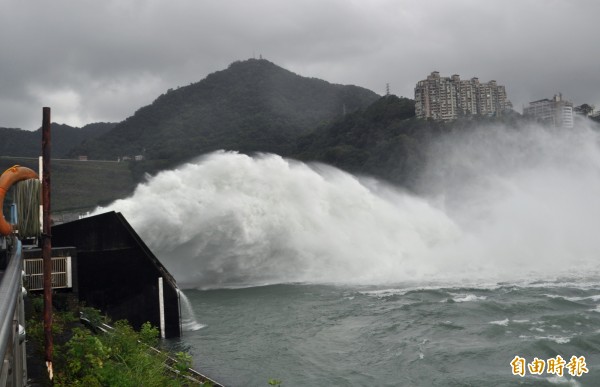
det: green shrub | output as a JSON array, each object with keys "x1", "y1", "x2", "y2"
[
  {"x1": 55, "y1": 319, "x2": 190, "y2": 386},
  {"x1": 26, "y1": 297, "x2": 197, "y2": 386}
]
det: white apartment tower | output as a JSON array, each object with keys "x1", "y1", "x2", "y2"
[
  {"x1": 415, "y1": 72, "x2": 511, "y2": 120},
  {"x1": 523, "y1": 94, "x2": 574, "y2": 128}
]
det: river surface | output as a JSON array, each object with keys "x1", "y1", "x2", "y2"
[{"x1": 173, "y1": 279, "x2": 600, "y2": 386}]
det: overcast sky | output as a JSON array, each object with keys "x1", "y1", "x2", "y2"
[{"x1": 1, "y1": 0, "x2": 598, "y2": 130}]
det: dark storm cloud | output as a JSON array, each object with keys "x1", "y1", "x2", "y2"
[{"x1": 1, "y1": 0, "x2": 598, "y2": 130}]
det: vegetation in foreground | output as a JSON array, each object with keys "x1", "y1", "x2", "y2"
[{"x1": 26, "y1": 296, "x2": 211, "y2": 386}]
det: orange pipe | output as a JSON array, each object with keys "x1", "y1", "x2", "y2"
[{"x1": 0, "y1": 165, "x2": 39, "y2": 236}]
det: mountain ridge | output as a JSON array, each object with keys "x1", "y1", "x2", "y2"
[
  {"x1": 69, "y1": 58, "x2": 380, "y2": 167},
  {"x1": 0, "y1": 122, "x2": 116, "y2": 159}
]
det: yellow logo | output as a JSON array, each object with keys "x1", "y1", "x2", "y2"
[{"x1": 511, "y1": 355, "x2": 588, "y2": 377}]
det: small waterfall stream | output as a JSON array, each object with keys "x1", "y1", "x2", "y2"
[{"x1": 178, "y1": 289, "x2": 205, "y2": 331}]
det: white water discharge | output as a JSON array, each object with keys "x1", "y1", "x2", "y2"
[
  {"x1": 95, "y1": 121, "x2": 600, "y2": 288},
  {"x1": 178, "y1": 289, "x2": 205, "y2": 331}
]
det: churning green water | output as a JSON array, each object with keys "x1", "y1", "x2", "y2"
[{"x1": 175, "y1": 279, "x2": 600, "y2": 386}]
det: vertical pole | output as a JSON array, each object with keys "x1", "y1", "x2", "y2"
[
  {"x1": 41, "y1": 107, "x2": 53, "y2": 380},
  {"x1": 158, "y1": 277, "x2": 165, "y2": 339},
  {"x1": 39, "y1": 156, "x2": 43, "y2": 235}
]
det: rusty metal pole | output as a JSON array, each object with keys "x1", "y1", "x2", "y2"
[{"x1": 42, "y1": 107, "x2": 53, "y2": 380}]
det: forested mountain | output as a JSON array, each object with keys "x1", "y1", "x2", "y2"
[
  {"x1": 293, "y1": 95, "x2": 528, "y2": 189},
  {"x1": 294, "y1": 95, "x2": 427, "y2": 187},
  {"x1": 0, "y1": 127, "x2": 38, "y2": 158},
  {"x1": 71, "y1": 59, "x2": 380, "y2": 167},
  {"x1": 0, "y1": 122, "x2": 115, "y2": 158}
]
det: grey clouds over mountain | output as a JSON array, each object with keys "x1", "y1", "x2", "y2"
[{"x1": 1, "y1": 0, "x2": 598, "y2": 130}]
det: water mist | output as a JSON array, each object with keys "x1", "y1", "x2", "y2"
[{"x1": 95, "y1": 121, "x2": 600, "y2": 288}]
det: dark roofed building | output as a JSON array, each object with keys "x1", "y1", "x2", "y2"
[{"x1": 52, "y1": 211, "x2": 181, "y2": 338}]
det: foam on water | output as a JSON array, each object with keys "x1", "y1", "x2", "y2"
[
  {"x1": 489, "y1": 318, "x2": 510, "y2": 326},
  {"x1": 94, "y1": 121, "x2": 600, "y2": 288},
  {"x1": 450, "y1": 294, "x2": 487, "y2": 302},
  {"x1": 519, "y1": 334, "x2": 572, "y2": 344},
  {"x1": 546, "y1": 375, "x2": 582, "y2": 386},
  {"x1": 544, "y1": 294, "x2": 600, "y2": 302}
]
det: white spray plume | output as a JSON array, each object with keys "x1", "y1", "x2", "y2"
[{"x1": 95, "y1": 121, "x2": 600, "y2": 288}]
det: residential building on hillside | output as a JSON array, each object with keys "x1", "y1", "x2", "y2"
[
  {"x1": 523, "y1": 94, "x2": 573, "y2": 128},
  {"x1": 415, "y1": 71, "x2": 511, "y2": 121}
]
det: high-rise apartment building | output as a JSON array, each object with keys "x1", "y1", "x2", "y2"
[
  {"x1": 415, "y1": 72, "x2": 511, "y2": 120},
  {"x1": 523, "y1": 94, "x2": 573, "y2": 128}
]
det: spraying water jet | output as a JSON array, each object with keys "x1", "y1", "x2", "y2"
[{"x1": 94, "y1": 122, "x2": 600, "y2": 289}]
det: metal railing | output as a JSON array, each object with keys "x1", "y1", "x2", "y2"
[{"x1": 0, "y1": 237, "x2": 27, "y2": 387}]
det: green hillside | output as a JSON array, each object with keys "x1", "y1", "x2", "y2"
[
  {"x1": 0, "y1": 123, "x2": 115, "y2": 158},
  {"x1": 0, "y1": 128, "x2": 38, "y2": 157},
  {"x1": 294, "y1": 95, "x2": 425, "y2": 186},
  {"x1": 0, "y1": 157, "x2": 136, "y2": 213},
  {"x1": 293, "y1": 95, "x2": 529, "y2": 190},
  {"x1": 71, "y1": 59, "x2": 379, "y2": 170},
  {"x1": 1, "y1": 59, "x2": 381, "y2": 213}
]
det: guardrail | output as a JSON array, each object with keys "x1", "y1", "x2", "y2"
[{"x1": 0, "y1": 237, "x2": 27, "y2": 387}]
